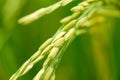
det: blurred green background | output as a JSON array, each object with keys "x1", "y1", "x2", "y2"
[{"x1": 0, "y1": 0, "x2": 120, "y2": 80}]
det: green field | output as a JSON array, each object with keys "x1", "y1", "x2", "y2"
[{"x1": 0, "y1": 0, "x2": 120, "y2": 80}]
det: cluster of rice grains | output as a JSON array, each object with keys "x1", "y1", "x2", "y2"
[{"x1": 9, "y1": 0, "x2": 119, "y2": 80}]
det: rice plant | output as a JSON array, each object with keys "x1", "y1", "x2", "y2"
[{"x1": 0, "y1": 0, "x2": 120, "y2": 80}]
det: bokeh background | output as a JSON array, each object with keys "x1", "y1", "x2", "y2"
[{"x1": 0, "y1": 0, "x2": 120, "y2": 80}]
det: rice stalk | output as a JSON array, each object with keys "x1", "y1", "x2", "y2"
[
  {"x1": 18, "y1": 0, "x2": 74, "y2": 25},
  {"x1": 9, "y1": 0, "x2": 120, "y2": 80}
]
